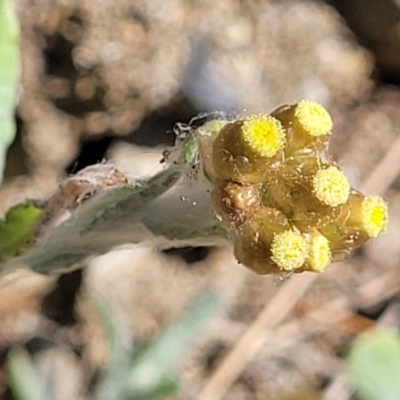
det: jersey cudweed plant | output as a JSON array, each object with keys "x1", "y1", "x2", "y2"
[
  {"x1": 0, "y1": 100, "x2": 388, "y2": 275},
  {"x1": 205, "y1": 100, "x2": 388, "y2": 274}
]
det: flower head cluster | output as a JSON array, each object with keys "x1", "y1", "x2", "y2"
[{"x1": 202, "y1": 100, "x2": 388, "y2": 275}]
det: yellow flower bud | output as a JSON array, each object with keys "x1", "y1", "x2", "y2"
[
  {"x1": 312, "y1": 166, "x2": 350, "y2": 207},
  {"x1": 305, "y1": 231, "x2": 332, "y2": 272},
  {"x1": 270, "y1": 230, "x2": 309, "y2": 271},
  {"x1": 355, "y1": 195, "x2": 388, "y2": 237},
  {"x1": 271, "y1": 100, "x2": 332, "y2": 155},
  {"x1": 293, "y1": 99, "x2": 333, "y2": 138},
  {"x1": 212, "y1": 116, "x2": 285, "y2": 183},
  {"x1": 318, "y1": 192, "x2": 388, "y2": 259},
  {"x1": 212, "y1": 181, "x2": 261, "y2": 227},
  {"x1": 241, "y1": 114, "x2": 286, "y2": 158},
  {"x1": 342, "y1": 193, "x2": 388, "y2": 238}
]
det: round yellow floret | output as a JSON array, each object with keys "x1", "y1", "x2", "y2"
[
  {"x1": 294, "y1": 99, "x2": 333, "y2": 137},
  {"x1": 360, "y1": 196, "x2": 388, "y2": 237},
  {"x1": 306, "y1": 232, "x2": 332, "y2": 272},
  {"x1": 241, "y1": 114, "x2": 285, "y2": 158},
  {"x1": 313, "y1": 166, "x2": 350, "y2": 207},
  {"x1": 271, "y1": 230, "x2": 309, "y2": 271}
]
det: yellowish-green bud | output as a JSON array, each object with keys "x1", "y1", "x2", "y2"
[
  {"x1": 293, "y1": 100, "x2": 333, "y2": 138},
  {"x1": 271, "y1": 230, "x2": 309, "y2": 271},
  {"x1": 359, "y1": 196, "x2": 388, "y2": 237},
  {"x1": 271, "y1": 100, "x2": 332, "y2": 155},
  {"x1": 345, "y1": 194, "x2": 388, "y2": 238},
  {"x1": 212, "y1": 116, "x2": 285, "y2": 183},
  {"x1": 212, "y1": 181, "x2": 261, "y2": 227},
  {"x1": 318, "y1": 192, "x2": 388, "y2": 260},
  {"x1": 305, "y1": 231, "x2": 332, "y2": 272},
  {"x1": 241, "y1": 114, "x2": 286, "y2": 158},
  {"x1": 312, "y1": 166, "x2": 350, "y2": 207}
]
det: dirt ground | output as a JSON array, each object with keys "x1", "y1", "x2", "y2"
[{"x1": 2, "y1": 0, "x2": 400, "y2": 399}]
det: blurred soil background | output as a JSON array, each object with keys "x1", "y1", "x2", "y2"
[{"x1": 2, "y1": 0, "x2": 400, "y2": 399}]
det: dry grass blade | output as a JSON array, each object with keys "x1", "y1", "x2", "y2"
[
  {"x1": 197, "y1": 134, "x2": 400, "y2": 400},
  {"x1": 197, "y1": 273, "x2": 317, "y2": 400}
]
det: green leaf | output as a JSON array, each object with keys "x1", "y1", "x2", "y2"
[
  {"x1": 347, "y1": 329, "x2": 400, "y2": 400},
  {"x1": 0, "y1": 201, "x2": 44, "y2": 260}
]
